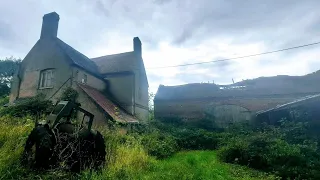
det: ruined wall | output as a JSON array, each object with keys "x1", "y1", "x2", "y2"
[{"x1": 154, "y1": 96, "x2": 306, "y2": 121}]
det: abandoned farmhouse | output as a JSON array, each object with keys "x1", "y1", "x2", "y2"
[
  {"x1": 9, "y1": 12, "x2": 149, "y2": 126},
  {"x1": 8, "y1": 12, "x2": 320, "y2": 128}
]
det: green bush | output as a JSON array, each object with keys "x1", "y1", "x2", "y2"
[
  {"x1": 0, "y1": 84, "x2": 10, "y2": 98},
  {"x1": 217, "y1": 123, "x2": 320, "y2": 180},
  {"x1": 141, "y1": 131, "x2": 178, "y2": 159},
  {"x1": 0, "y1": 96, "x2": 9, "y2": 106},
  {"x1": 173, "y1": 128, "x2": 219, "y2": 150},
  {"x1": 0, "y1": 94, "x2": 53, "y2": 117},
  {"x1": 136, "y1": 121, "x2": 220, "y2": 152},
  {"x1": 59, "y1": 87, "x2": 78, "y2": 102}
]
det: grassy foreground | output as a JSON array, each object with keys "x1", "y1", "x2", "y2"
[
  {"x1": 128, "y1": 151, "x2": 279, "y2": 180},
  {"x1": 0, "y1": 116, "x2": 278, "y2": 180}
]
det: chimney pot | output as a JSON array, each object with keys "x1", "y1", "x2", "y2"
[{"x1": 40, "y1": 12, "x2": 59, "y2": 39}]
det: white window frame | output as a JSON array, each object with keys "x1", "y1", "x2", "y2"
[{"x1": 39, "y1": 69, "x2": 55, "y2": 89}]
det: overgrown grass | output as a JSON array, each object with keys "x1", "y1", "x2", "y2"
[
  {"x1": 132, "y1": 151, "x2": 279, "y2": 180},
  {"x1": 0, "y1": 116, "x2": 278, "y2": 180},
  {"x1": 81, "y1": 151, "x2": 278, "y2": 180}
]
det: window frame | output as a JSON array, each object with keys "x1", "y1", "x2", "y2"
[{"x1": 39, "y1": 68, "x2": 55, "y2": 89}]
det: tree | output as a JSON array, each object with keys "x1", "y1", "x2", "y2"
[
  {"x1": 0, "y1": 56, "x2": 21, "y2": 97},
  {"x1": 0, "y1": 84, "x2": 10, "y2": 98},
  {"x1": 148, "y1": 91, "x2": 155, "y2": 120},
  {"x1": 0, "y1": 56, "x2": 21, "y2": 84},
  {"x1": 148, "y1": 91, "x2": 155, "y2": 111}
]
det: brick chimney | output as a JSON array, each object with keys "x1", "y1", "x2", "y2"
[
  {"x1": 133, "y1": 37, "x2": 142, "y2": 56},
  {"x1": 40, "y1": 12, "x2": 59, "y2": 39}
]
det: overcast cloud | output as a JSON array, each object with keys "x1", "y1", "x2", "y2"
[{"x1": 0, "y1": 0, "x2": 320, "y2": 94}]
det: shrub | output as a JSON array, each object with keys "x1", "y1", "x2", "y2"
[
  {"x1": 173, "y1": 128, "x2": 219, "y2": 150},
  {"x1": 0, "y1": 94, "x2": 53, "y2": 118},
  {"x1": 141, "y1": 131, "x2": 178, "y2": 159},
  {"x1": 0, "y1": 96, "x2": 9, "y2": 106},
  {"x1": 59, "y1": 87, "x2": 78, "y2": 102},
  {"x1": 0, "y1": 84, "x2": 10, "y2": 98},
  {"x1": 217, "y1": 125, "x2": 320, "y2": 180}
]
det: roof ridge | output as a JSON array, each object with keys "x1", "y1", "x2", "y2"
[{"x1": 91, "y1": 51, "x2": 134, "y2": 60}]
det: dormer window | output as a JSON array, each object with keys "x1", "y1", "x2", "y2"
[{"x1": 39, "y1": 69, "x2": 55, "y2": 88}]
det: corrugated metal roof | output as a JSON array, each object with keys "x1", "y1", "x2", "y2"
[{"x1": 78, "y1": 83, "x2": 139, "y2": 124}]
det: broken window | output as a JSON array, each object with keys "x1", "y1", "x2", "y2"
[{"x1": 39, "y1": 69, "x2": 55, "y2": 88}]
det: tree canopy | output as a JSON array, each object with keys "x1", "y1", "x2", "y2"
[{"x1": 0, "y1": 57, "x2": 21, "y2": 97}]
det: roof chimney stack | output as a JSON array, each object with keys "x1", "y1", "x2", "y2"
[
  {"x1": 40, "y1": 12, "x2": 59, "y2": 39},
  {"x1": 133, "y1": 37, "x2": 142, "y2": 57}
]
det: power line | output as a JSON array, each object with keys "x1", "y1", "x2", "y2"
[{"x1": 147, "y1": 41, "x2": 320, "y2": 69}]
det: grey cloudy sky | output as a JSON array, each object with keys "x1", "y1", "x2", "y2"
[{"x1": 0, "y1": 0, "x2": 320, "y2": 94}]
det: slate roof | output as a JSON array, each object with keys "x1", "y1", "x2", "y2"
[
  {"x1": 91, "y1": 51, "x2": 136, "y2": 74},
  {"x1": 56, "y1": 38, "x2": 100, "y2": 76},
  {"x1": 78, "y1": 83, "x2": 139, "y2": 124}
]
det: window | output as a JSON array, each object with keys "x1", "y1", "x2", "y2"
[
  {"x1": 39, "y1": 69, "x2": 55, "y2": 88},
  {"x1": 82, "y1": 74, "x2": 87, "y2": 84}
]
